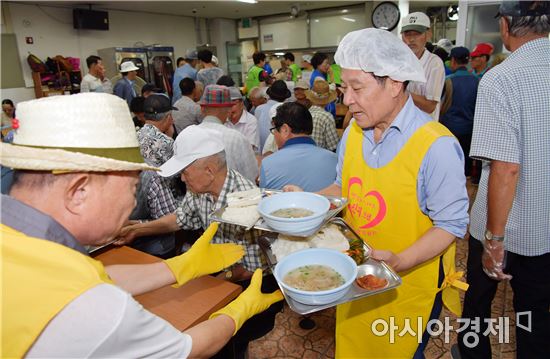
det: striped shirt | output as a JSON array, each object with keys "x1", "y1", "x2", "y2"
[
  {"x1": 408, "y1": 49, "x2": 445, "y2": 121},
  {"x1": 175, "y1": 169, "x2": 265, "y2": 271},
  {"x1": 469, "y1": 37, "x2": 550, "y2": 256},
  {"x1": 309, "y1": 105, "x2": 340, "y2": 151}
]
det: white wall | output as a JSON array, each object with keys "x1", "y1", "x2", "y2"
[
  {"x1": 208, "y1": 18, "x2": 238, "y2": 74},
  {"x1": 3, "y1": 2, "x2": 197, "y2": 103}
]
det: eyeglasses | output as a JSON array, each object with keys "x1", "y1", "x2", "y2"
[{"x1": 269, "y1": 125, "x2": 281, "y2": 134}]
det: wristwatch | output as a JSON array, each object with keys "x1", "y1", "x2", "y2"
[
  {"x1": 224, "y1": 270, "x2": 233, "y2": 280},
  {"x1": 485, "y1": 229, "x2": 505, "y2": 242}
]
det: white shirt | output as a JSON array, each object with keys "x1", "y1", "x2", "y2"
[
  {"x1": 407, "y1": 49, "x2": 445, "y2": 121},
  {"x1": 27, "y1": 284, "x2": 192, "y2": 358},
  {"x1": 225, "y1": 110, "x2": 260, "y2": 154},
  {"x1": 80, "y1": 73, "x2": 113, "y2": 94},
  {"x1": 200, "y1": 116, "x2": 259, "y2": 182},
  {"x1": 262, "y1": 133, "x2": 278, "y2": 155}
]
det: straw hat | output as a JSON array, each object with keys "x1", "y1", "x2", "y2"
[
  {"x1": 306, "y1": 79, "x2": 337, "y2": 106},
  {"x1": 0, "y1": 93, "x2": 155, "y2": 172}
]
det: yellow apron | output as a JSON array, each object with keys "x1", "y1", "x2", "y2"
[
  {"x1": 336, "y1": 122, "x2": 467, "y2": 358},
  {"x1": 1, "y1": 224, "x2": 113, "y2": 358}
]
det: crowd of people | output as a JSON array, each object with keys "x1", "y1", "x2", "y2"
[{"x1": 1, "y1": 1, "x2": 549, "y2": 358}]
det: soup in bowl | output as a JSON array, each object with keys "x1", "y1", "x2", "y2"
[
  {"x1": 274, "y1": 248, "x2": 358, "y2": 305},
  {"x1": 258, "y1": 192, "x2": 330, "y2": 235}
]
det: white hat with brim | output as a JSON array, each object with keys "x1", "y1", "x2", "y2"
[
  {"x1": 159, "y1": 125, "x2": 225, "y2": 177},
  {"x1": 0, "y1": 93, "x2": 155, "y2": 172},
  {"x1": 120, "y1": 61, "x2": 140, "y2": 73}
]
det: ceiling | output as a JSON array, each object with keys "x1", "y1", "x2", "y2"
[{"x1": 22, "y1": 1, "x2": 370, "y2": 19}]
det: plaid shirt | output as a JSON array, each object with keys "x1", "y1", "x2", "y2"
[
  {"x1": 309, "y1": 105, "x2": 340, "y2": 151},
  {"x1": 137, "y1": 124, "x2": 174, "y2": 167},
  {"x1": 175, "y1": 169, "x2": 265, "y2": 271},
  {"x1": 469, "y1": 38, "x2": 550, "y2": 256},
  {"x1": 147, "y1": 173, "x2": 181, "y2": 219}
]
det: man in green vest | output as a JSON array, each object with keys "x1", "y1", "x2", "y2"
[
  {"x1": 284, "y1": 52, "x2": 302, "y2": 82},
  {"x1": 245, "y1": 51, "x2": 267, "y2": 96}
]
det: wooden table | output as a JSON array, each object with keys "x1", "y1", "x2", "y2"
[{"x1": 94, "y1": 246, "x2": 242, "y2": 331}]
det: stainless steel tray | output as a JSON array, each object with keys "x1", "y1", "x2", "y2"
[
  {"x1": 258, "y1": 217, "x2": 402, "y2": 315},
  {"x1": 209, "y1": 189, "x2": 348, "y2": 237}
]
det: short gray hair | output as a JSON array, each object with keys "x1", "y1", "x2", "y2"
[
  {"x1": 144, "y1": 111, "x2": 170, "y2": 121},
  {"x1": 505, "y1": 14, "x2": 550, "y2": 37}
]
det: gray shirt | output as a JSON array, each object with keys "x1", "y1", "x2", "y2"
[
  {"x1": 469, "y1": 38, "x2": 550, "y2": 256},
  {"x1": 200, "y1": 116, "x2": 259, "y2": 182},
  {"x1": 197, "y1": 67, "x2": 224, "y2": 87},
  {"x1": 172, "y1": 96, "x2": 202, "y2": 133},
  {"x1": 1, "y1": 195, "x2": 87, "y2": 254}
]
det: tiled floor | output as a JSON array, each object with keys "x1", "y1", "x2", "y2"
[{"x1": 249, "y1": 182, "x2": 517, "y2": 358}]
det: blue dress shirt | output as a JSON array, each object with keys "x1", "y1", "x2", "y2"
[
  {"x1": 335, "y1": 96, "x2": 469, "y2": 238},
  {"x1": 260, "y1": 137, "x2": 337, "y2": 192}
]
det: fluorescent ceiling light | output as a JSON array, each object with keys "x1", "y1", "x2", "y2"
[
  {"x1": 341, "y1": 17, "x2": 356, "y2": 22},
  {"x1": 274, "y1": 52, "x2": 285, "y2": 56},
  {"x1": 341, "y1": 9, "x2": 349, "y2": 13},
  {"x1": 236, "y1": 0, "x2": 258, "y2": 4}
]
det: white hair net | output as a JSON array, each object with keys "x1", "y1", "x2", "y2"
[{"x1": 334, "y1": 28, "x2": 426, "y2": 83}]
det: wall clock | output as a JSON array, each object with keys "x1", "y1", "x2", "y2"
[{"x1": 372, "y1": 2, "x2": 400, "y2": 32}]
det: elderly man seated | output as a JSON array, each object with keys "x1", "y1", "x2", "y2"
[
  {"x1": 198, "y1": 85, "x2": 258, "y2": 182},
  {"x1": 260, "y1": 102, "x2": 337, "y2": 191},
  {"x1": 226, "y1": 87, "x2": 260, "y2": 154},
  {"x1": 117, "y1": 124, "x2": 283, "y2": 358},
  {"x1": 137, "y1": 93, "x2": 176, "y2": 167},
  {"x1": 0, "y1": 93, "x2": 282, "y2": 358}
]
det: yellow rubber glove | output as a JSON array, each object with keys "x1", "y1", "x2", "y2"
[
  {"x1": 164, "y1": 222, "x2": 244, "y2": 287},
  {"x1": 209, "y1": 269, "x2": 284, "y2": 334}
]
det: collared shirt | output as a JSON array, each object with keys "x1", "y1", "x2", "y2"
[
  {"x1": 80, "y1": 73, "x2": 113, "y2": 94},
  {"x1": 199, "y1": 116, "x2": 259, "y2": 182},
  {"x1": 172, "y1": 96, "x2": 202, "y2": 133},
  {"x1": 469, "y1": 37, "x2": 550, "y2": 256},
  {"x1": 137, "y1": 124, "x2": 174, "y2": 167},
  {"x1": 471, "y1": 63, "x2": 490, "y2": 79},
  {"x1": 260, "y1": 137, "x2": 337, "y2": 192},
  {"x1": 440, "y1": 67, "x2": 479, "y2": 136},
  {"x1": 225, "y1": 109, "x2": 260, "y2": 153},
  {"x1": 171, "y1": 63, "x2": 198, "y2": 103},
  {"x1": 196, "y1": 67, "x2": 224, "y2": 87},
  {"x1": 1, "y1": 195, "x2": 87, "y2": 254},
  {"x1": 254, "y1": 99, "x2": 280, "y2": 152},
  {"x1": 408, "y1": 49, "x2": 446, "y2": 121},
  {"x1": 335, "y1": 96, "x2": 469, "y2": 238},
  {"x1": 309, "y1": 105, "x2": 340, "y2": 151},
  {"x1": 175, "y1": 169, "x2": 265, "y2": 271}
]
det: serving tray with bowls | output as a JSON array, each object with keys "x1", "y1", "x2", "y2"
[{"x1": 258, "y1": 218, "x2": 402, "y2": 315}]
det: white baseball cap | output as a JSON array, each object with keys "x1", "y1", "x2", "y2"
[
  {"x1": 120, "y1": 61, "x2": 140, "y2": 73},
  {"x1": 302, "y1": 54, "x2": 312, "y2": 63},
  {"x1": 400, "y1": 12, "x2": 431, "y2": 33},
  {"x1": 159, "y1": 125, "x2": 225, "y2": 177}
]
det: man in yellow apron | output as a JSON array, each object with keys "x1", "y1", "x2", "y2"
[
  {"x1": 288, "y1": 28, "x2": 470, "y2": 358},
  {"x1": 0, "y1": 93, "x2": 282, "y2": 358}
]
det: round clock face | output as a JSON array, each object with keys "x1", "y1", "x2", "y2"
[{"x1": 372, "y1": 2, "x2": 400, "y2": 31}]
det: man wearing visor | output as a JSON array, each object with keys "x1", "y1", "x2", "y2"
[{"x1": 286, "y1": 28, "x2": 469, "y2": 357}]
